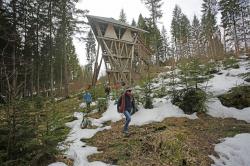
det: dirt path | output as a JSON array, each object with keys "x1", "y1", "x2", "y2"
[{"x1": 85, "y1": 113, "x2": 250, "y2": 166}]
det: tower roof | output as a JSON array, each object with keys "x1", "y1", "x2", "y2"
[{"x1": 86, "y1": 15, "x2": 148, "y2": 33}]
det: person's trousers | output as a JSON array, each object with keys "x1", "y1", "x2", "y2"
[{"x1": 123, "y1": 110, "x2": 131, "y2": 132}]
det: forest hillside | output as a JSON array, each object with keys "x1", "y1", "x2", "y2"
[{"x1": 0, "y1": 0, "x2": 249, "y2": 165}]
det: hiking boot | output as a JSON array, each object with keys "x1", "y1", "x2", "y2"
[{"x1": 123, "y1": 130, "x2": 129, "y2": 135}]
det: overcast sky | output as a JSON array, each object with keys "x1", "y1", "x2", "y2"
[{"x1": 74, "y1": 0, "x2": 203, "y2": 66}]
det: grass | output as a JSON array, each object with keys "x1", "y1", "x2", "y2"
[{"x1": 86, "y1": 113, "x2": 250, "y2": 166}]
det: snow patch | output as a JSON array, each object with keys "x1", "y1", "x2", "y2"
[
  {"x1": 210, "y1": 133, "x2": 250, "y2": 166},
  {"x1": 202, "y1": 61, "x2": 250, "y2": 96},
  {"x1": 48, "y1": 162, "x2": 68, "y2": 166},
  {"x1": 207, "y1": 98, "x2": 250, "y2": 123},
  {"x1": 131, "y1": 98, "x2": 198, "y2": 126}
]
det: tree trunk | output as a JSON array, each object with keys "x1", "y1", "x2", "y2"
[
  {"x1": 241, "y1": 8, "x2": 248, "y2": 52},
  {"x1": 232, "y1": 14, "x2": 239, "y2": 57},
  {"x1": 31, "y1": 59, "x2": 34, "y2": 97},
  {"x1": 36, "y1": 5, "x2": 40, "y2": 95},
  {"x1": 62, "y1": 0, "x2": 69, "y2": 97},
  {"x1": 223, "y1": 28, "x2": 227, "y2": 53},
  {"x1": 7, "y1": 0, "x2": 18, "y2": 158},
  {"x1": 60, "y1": 62, "x2": 63, "y2": 94},
  {"x1": 49, "y1": 0, "x2": 54, "y2": 96}
]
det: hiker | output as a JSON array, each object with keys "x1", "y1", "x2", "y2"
[
  {"x1": 117, "y1": 87, "x2": 134, "y2": 134},
  {"x1": 83, "y1": 90, "x2": 92, "y2": 112},
  {"x1": 104, "y1": 84, "x2": 111, "y2": 97}
]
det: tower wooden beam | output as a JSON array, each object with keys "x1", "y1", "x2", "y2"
[{"x1": 87, "y1": 15, "x2": 153, "y2": 86}]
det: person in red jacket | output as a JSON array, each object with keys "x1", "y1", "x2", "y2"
[{"x1": 117, "y1": 87, "x2": 134, "y2": 134}]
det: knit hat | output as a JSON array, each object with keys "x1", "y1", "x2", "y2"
[{"x1": 125, "y1": 86, "x2": 132, "y2": 91}]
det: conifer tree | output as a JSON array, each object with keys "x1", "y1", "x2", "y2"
[
  {"x1": 85, "y1": 30, "x2": 96, "y2": 83},
  {"x1": 219, "y1": 0, "x2": 249, "y2": 55},
  {"x1": 142, "y1": 0, "x2": 163, "y2": 65},
  {"x1": 239, "y1": 0, "x2": 250, "y2": 52},
  {"x1": 171, "y1": 5, "x2": 191, "y2": 59},
  {"x1": 219, "y1": 0, "x2": 240, "y2": 56},
  {"x1": 118, "y1": 8, "x2": 127, "y2": 23},
  {"x1": 159, "y1": 26, "x2": 171, "y2": 63},
  {"x1": 171, "y1": 5, "x2": 182, "y2": 60},
  {"x1": 131, "y1": 18, "x2": 136, "y2": 26},
  {"x1": 201, "y1": 0, "x2": 223, "y2": 58},
  {"x1": 137, "y1": 14, "x2": 150, "y2": 47},
  {"x1": 191, "y1": 15, "x2": 202, "y2": 56},
  {"x1": 142, "y1": 0, "x2": 163, "y2": 27}
]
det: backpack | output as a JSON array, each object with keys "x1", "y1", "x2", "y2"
[{"x1": 117, "y1": 94, "x2": 125, "y2": 113}]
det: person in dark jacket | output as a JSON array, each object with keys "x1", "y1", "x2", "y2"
[
  {"x1": 117, "y1": 87, "x2": 134, "y2": 134},
  {"x1": 104, "y1": 85, "x2": 111, "y2": 97}
]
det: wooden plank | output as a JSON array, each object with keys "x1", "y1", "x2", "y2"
[
  {"x1": 104, "y1": 23, "x2": 118, "y2": 39},
  {"x1": 121, "y1": 29, "x2": 133, "y2": 42},
  {"x1": 97, "y1": 36, "x2": 134, "y2": 44},
  {"x1": 103, "y1": 54, "x2": 131, "y2": 59},
  {"x1": 101, "y1": 38, "x2": 120, "y2": 71},
  {"x1": 106, "y1": 69, "x2": 129, "y2": 73}
]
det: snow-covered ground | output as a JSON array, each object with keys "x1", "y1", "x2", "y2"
[
  {"x1": 210, "y1": 133, "x2": 250, "y2": 166},
  {"x1": 203, "y1": 59, "x2": 250, "y2": 165},
  {"x1": 203, "y1": 60, "x2": 250, "y2": 124},
  {"x1": 131, "y1": 98, "x2": 197, "y2": 126},
  {"x1": 49, "y1": 58, "x2": 250, "y2": 166},
  {"x1": 202, "y1": 60, "x2": 249, "y2": 96},
  {"x1": 207, "y1": 98, "x2": 250, "y2": 123}
]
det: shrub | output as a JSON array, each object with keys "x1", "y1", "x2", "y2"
[
  {"x1": 172, "y1": 88, "x2": 207, "y2": 114},
  {"x1": 143, "y1": 82, "x2": 153, "y2": 109},
  {"x1": 223, "y1": 57, "x2": 239, "y2": 69},
  {"x1": 97, "y1": 98, "x2": 108, "y2": 112}
]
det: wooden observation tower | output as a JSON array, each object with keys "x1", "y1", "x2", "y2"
[{"x1": 87, "y1": 15, "x2": 152, "y2": 86}]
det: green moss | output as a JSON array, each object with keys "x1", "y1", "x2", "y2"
[{"x1": 218, "y1": 85, "x2": 250, "y2": 109}]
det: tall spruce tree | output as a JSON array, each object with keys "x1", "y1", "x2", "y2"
[
  {"x1": 201, "y1": 0, "x2": 222, "y2": 58},
  {"x1": 180, "y1": 14, "x2": 191, "y2": 57},
  {"x1": 85, "y1": 30, "x2": 96, "y2": 83},
  {"x1": 137, "y1": 14, "x2": 150, "y2": 47},
  {"x1": 219, "y1": 0, "x2": 249, "y2": 55},
  {"x1": 142, "y1": 0, "x2": 163, "y2": 65},
  {"x1": 171, "y1": 5, "x2": 182, "y2": 60},
  {"x1": 159, "y1": 26, "x2": 171, "y2": 63},
  {"x1": 239, "y1": 0, "x2": 250, "y2": 52},
  {"x1": 219, "y1": 0, "x2": 241, "y2": 56},
  {"x1": 142, "y1": 0, "x2": 163, "y2": 27},
  {"x1": 118, "y1": 8, "x2": 127, "y2": 23},
  {"x1": 171, "y1": 5, "x2": 191, "y2": 59},
  {"x1": 191, "y1": 15, "x2": 203, "y2": 56},
  {"x1": 131, "y1": 18, "x2": 136, "y2": 26}
]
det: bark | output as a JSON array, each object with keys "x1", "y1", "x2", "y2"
[
  {"x1": 36, "y1": 4, "x2": 40, "y2": 95},
  {"x1": 232, "y1": 14, "x2": 239, "y2": 57},
  {"x1": 62, "y1": 0, "x2": 69, "y2": 96},
  {"x1": 49, "y1": 0, "x2": 54, "y2": 96},
  {"x1": 241, "y1": 8, "x2": 248, "y2": 52}
]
